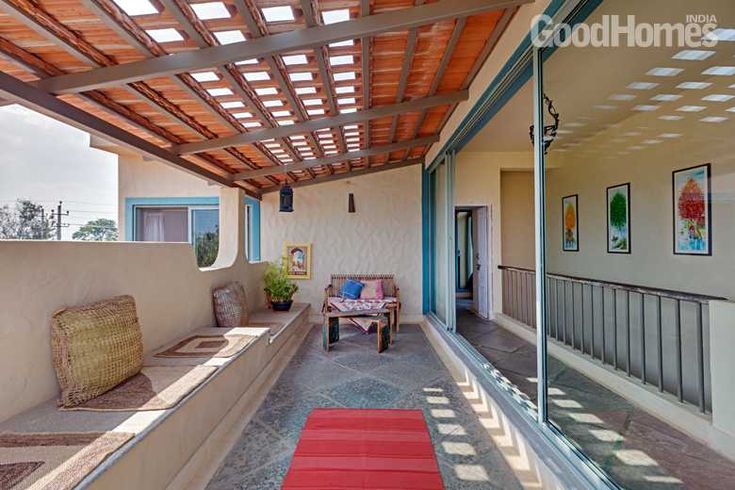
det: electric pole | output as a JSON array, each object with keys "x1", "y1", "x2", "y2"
[{"x1": 50, "y1": 201, "x2": 69, "y2": 240}]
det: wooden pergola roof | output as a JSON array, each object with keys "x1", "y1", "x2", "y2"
[{"x1": 0, "y1": 0, "x2": 526, "y2": 197}]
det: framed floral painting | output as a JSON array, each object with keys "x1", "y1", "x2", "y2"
[
  {"x1": 672, "y1": 164, "x2": 711, "y2": 256},
  {"x1": 283, "y1": 243, "x2": 312, "y2": 279},
  {"x1": 562, "y1": 194, "x2": 579, "y2": 252}
]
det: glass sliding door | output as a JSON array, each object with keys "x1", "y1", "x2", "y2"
[
  {"x1": 431, "y1": 160, "x2": 448, "y2": 324},
  {"x1": 538, "y1": 0, "x2": 735, "y2": 487}
]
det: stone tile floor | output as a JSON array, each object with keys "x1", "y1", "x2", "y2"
[
  {"x1": 456, "y1": 302, "x2": 735, "y2": 490},
  {"x1": 207, "y1": 323, "x2": 522, "y2": 489}
]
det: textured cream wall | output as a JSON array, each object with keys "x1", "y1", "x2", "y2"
[
  {"x1": 455, "y1": 151, "x2": 533, "y2": 315},
  {"x1": 500, "y1": 171, "x2": 535, "y2": 269},
  {"x1": 260, "y1": 165, "x2": 423, "y2": 318},
  {"x1": 117, "y1": 153, "x2": 220, "y2": 238},
  {"x1": 0, "y1": 189, "x2": 265, "y2": 423}
]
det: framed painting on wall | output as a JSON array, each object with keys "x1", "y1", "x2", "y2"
[
  {"x1": 673, "y1": 164, "x2": 712, "y2": 256},
  {"x1": 283, "y1": 243, "x2": 312, "y2": 279},
  {"x1": 562, "y1": 194, "x2": 579, "y2": 252},
  {"x1": 607, "y1": 183, "x2": 631, "y2": 254}
]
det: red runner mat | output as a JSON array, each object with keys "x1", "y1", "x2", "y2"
[{"x1": 282, "y1": 408, "x2": 444, "y2": 489}]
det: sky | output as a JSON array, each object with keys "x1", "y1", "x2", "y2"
[{"x1": 0, "y1": 104, "x2": 118, "y2": 239}]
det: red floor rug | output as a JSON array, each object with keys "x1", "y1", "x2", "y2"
[{"x1": 282, "y1": 408, "x2": 444, "y2": 489}]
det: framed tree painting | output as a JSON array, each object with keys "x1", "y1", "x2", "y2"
[
  {"x1": 562, "y1": 194, "x2": 579, "y2": 252},
  {"x1": 283, "y1": 243, "x2": 312, "y2": 279},
  {"x1": 673, "y1": 164, "x2": 712, "y2": 256},
  {"x1": 607, "y1": 183, "x2": 631, "y2": 254}
]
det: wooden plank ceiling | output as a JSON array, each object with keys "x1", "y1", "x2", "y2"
[{"x1": 0, "y1": 0, "x2": 518, "y2": 195}]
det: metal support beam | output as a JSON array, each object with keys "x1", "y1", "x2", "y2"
[
  {"x1": 0, "y1": 71, "x2": 237, "y2": 188},
  {"x1": 175, "y1": 91, "x2": 466, "y2": 154},
  {"x1": 36, "y1": 0, "x2": 531, "y2": 94},
  {"x1": 232, "y1": 135, "x2": 437, "y2": 180},
  {"x1": 261, "y1": 158, "x2": 424, "y2": 192}
]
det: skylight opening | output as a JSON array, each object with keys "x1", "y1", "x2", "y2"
[
  {"x1": 633, "y1": 105, "x2": 659, "y2": 112},
  {"x1": 339, "y1": 107, "x2": 357, "y2": 114},
  {"x1": 344, "y1": 124, "x2": 358, "y2": 130},
  {"x1": 608, "y1": 94, "x2": 635, "y2": 101},
  {"x1": 334, "y1": 72, "x2": 356, "y2": 81},
  {"x1": 255, "y1": 87, "x2": 278, "y2": 96},
  {"x1": 701, "y1": 116, "x2": 728, "y2": 123},
  {"x1": 659, "y1": 115, "x2": 684, "y2": 121},
  {"x1": 235, "y1": 59, "x2": 259, "y2": 65},
  {"x1": 146, "y1": 28, "x2": 183, "y2": 43},
  {"x1": 329, "y1": 39, "x2": 354, "y2": 47},
  {"x1": 289, "y1": 135, "x2": 306, "y2": 140},
  {"x1": 677, "y1": 81, "x2": 711, "y2": 89},
  {"x1": 295, "y1": 87, "x2": 317, "y2": 95},
  {"x1": 271, "y1": 110, "x2": 291, "y2": 118},
  {"x1": 325, "y1": 150, "x2": 338, "y2": 155},
  {"x1": 659, "y1": 133, "x2": 682, "y2": 138},
  {"x1": 646, "y1": 67, "x2": 683, "y2": 77},
  {"x1": 344, "y1": 131, "x2": 359, "y2": 137},
  {"x1": 214, "y1": 30, "x2": 245, "y2": 45},
  {"x1": 303, "y1": 156, "x2": 316, "y2": 160},
  {"x1": 207, "y1": 88, "x2": 233, "y2": 97},
  {"x1": 302, "y1": 99, "x2": 322, "y2": 106},
  {"x1": 191, "y1": 2, "x2": 230, "y2": 20},
  {"x1": 242, "y1": 121, "x2": 262, "y2": 128},
  {"x1": 673, "y1": 50, "x2": 715, "y2": 61},
  {"x1": 322, "y1": 9, "x2": 349, "y2": 25},
  {"x1": 335, "y1": 86, "x2": 355, "y2": 94},
  {"x1": 262, "y1": 100, "x2": 283, "y2": 108},
  {"x1": 307, "y1": 109, "x2": 326, "y2": 115},
  {"x1": 338, "y1": 97, "x2": 356, "y2": 105},
  {"x1": 706, "y1": 28, "x2": 735, "y2": 42},
  {"x1": 677, "y1": 105, "x2": 706, "y2": 112},
  {"x1": 278, "y1": 120, "x2": 295, "y2": 126},
  {"x1": 627, "y1": 82, "x2": 658, "y2": 90},
  {"x1": 191, "y1": 71, "x2": 219, "y2": 82},
  {"x1": 233, "y1": 112, "x2": 252, "y2": 119},
  {"x1": 262, "y1": 6, "x2": 294, "y2": 22},
  {"x1": 221, "y1": 101, "x2": 245, "y2": 109},
  {"x1": 651, "y1": 94, "x2": 682, "y2": 102},
  {"x1": 702, "y1": 94, "x2": 735, "y2": 102},
  {"x1": 282, "y1": 54, "x2": 308, "y2": 65},
  {"x1": 289, "y1": 72, "x2": 313, "y2": 82},
  {"x1": 322, "y1": 144, "x2": 336, "y2": 150},
  {"x1": 703, "y1": 66, "x2": 735, "y2": 76},
  {"x1": 243, "y1": 71, "x2": 270, "y2": 82},
  {"x1": 113, "y1": 0, "x2": 157, "y2": 16},
  {"x1": 330, "y1": 55, "x2": 354, "y2": 66},
  {"x1": 345, "y1": 137, "x2": 360, "y2": 143},
  {"x1": 728, "y1": 107, "x2": 735, "y2": 113},
  {"x1": 264, "y1": 142, "x2": 281, "y2": 148}
]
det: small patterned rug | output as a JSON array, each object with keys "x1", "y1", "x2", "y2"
[
  {"x1": 61, "y1": 366, "x2": 216, "y2": 411},
  {"x1": 0, "y1": 431, "x2": 133, "y2": 489},
  {"x1": 154, "y1": 334, "x2": 257, "y2": 358}
]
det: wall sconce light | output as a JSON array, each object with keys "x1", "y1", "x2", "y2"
[
  {"x1": 279, "y1": 183, "x2": 293, "y2": 212},
  {"x1": 529, "y1": 94, "x2": 560, "y2": 155},
  {"x1": 348, "y1": 193, "x2": 355, "y2": 213}
]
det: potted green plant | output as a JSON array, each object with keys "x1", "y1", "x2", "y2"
[{"x1": 264, "y1": 259, "x2": 298, "y2": 311}]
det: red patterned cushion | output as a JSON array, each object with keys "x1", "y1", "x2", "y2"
[{"x1": 359, "y1": 279, "x2": 384, "y2": 300}]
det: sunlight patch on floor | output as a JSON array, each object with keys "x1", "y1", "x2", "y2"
[{"x1": 454, "y1": 464, "x2": 490, "y2": 482}]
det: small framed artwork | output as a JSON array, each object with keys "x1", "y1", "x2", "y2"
[
  {"x1": 562, "y1": 194, "x2": 579, "y2": 252},
  {"x1": 607, "y1": 183, "x2": 631, "y2": 254},
  {"x1": 673, "y1": 164, "x2": 712, "y2": 256},
  {"x1": 283, "y1": 243, "x2": 312, "y2": 279}
]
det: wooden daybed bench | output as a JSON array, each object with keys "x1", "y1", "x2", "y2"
[{"x1": 323, "y1": 274, "x2": 402, "y2": 329}]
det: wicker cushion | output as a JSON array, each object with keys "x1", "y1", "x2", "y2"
[
  {"x1": 212, "y1": 282, "x2": 250, "y2": 327},
  {"x1": 51, "y1": 295, "x2": 143, "y2": 408}
]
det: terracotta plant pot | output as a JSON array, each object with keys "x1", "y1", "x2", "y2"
[{"x1": 271, "y1": 299, "x2": 293, "y2": 312}]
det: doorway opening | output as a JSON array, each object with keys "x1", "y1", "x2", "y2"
[{"x1": 454, "y1": 206, "x2": 489, "y2": 321}]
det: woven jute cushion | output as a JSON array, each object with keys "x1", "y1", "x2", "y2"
[
  {"x1": 51, "y1": 295, "x2": 143, "y2": 408},
  {"x1": 212, "y1": 282, "x2": 250, "y2": 327}
]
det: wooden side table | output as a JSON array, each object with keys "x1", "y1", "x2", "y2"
[{"x1": 322, "y1": 308, "x2": 393, "y2": 352}]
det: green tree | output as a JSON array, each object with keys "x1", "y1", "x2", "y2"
[
  {"x1": 72, "y1": 218, "x2": 118, "y2": 241},
  {"x1": 609, "y1": 192, "x2": 627, "y2": 230},
  {"x1": 0, "y1": 199, "x2": 52, "y2": 239},
  {"x1": 195, "y1": 228, "x2": 219, "y2": 267}
]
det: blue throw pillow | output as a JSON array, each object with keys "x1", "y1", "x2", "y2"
[{"x1": 341, "y1": 279, "x2": 364, "y2": 300}]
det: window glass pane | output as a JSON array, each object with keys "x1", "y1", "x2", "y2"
[
  {"x1": 431, "y1": 162, "x2": 447, "y2": 323},
  {"x1": 541, "y1": 1, "x2": 735, "y2": 486},
  {"x1": 135, "y1": 207, "x2": 187, "y2": 242},
  {"x1": 192, "y1": 208, "x2": 219, "y2": 267}
]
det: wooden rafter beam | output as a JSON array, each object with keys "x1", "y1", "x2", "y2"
[
  {"x1": 232, "y1": 135, "x2": 438, "y2": 180},
  {"x1": 174, "y1": 90, "x2": 467, "y2": 154},
  {"x1": 260, "y1": 158, "x2": 424, "y2": 192},
  {"x1": 0, "y1": 71, "x2": 239, "y2": 189},
  {"x1": 35, "y1": 0, "x2": 532, "y2": 94}
]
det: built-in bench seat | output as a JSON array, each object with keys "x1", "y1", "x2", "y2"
[{"x1": 0, "y1": 303, "x2": 311, "y2": 489}]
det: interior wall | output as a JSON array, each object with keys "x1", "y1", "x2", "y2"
[
  {"x1": 260, "y1": 165, "x2": 423, "y2": 318},
  {"x1": 0, "y1": 190, "x2": 265, "y2": 424},
  {"x1": 454, "y1": 151, "x2": 534, "y2": 316},
  {"x1": 546, "y1": 149, "x2": 735, "y2": 300},
  {"x1": 500, "y1": 171, "x2": 535, "y2": 269}
]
